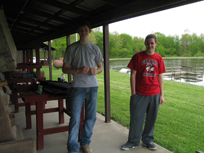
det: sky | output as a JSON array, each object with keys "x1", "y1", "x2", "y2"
[{"x1": 108, "y1": 1, "x2": 204, "y2": 38}]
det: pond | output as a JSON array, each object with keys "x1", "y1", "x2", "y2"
[{"x1": 108, "y1": 58, "x2": 204, "y2": 86}]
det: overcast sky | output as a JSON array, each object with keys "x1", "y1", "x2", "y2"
[{"x1": 108, "y1": 1, "x2": 204, "y2": 38}]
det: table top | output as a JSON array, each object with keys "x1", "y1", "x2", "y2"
[
  {"x1": 19, "y1": 91, "x2": 68, "y2": 103},
  {"x1": 7, "y1": 77, "x2": 45, "y2": 84}
]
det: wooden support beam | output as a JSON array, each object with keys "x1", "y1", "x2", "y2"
[
  {"x1": 18, "y1": 50, "x2": 22, "y2": 63},
  {"x1": 103, "y1": 24, "x2": 111, "y2": 123},
  {"x1": 36, "y1": 0, "x2": 90, "y2": 17},
  {"x1": 36, "y1": 47, "x2": 41, "y2": 78},
  {"x1": 22, "y1": 50, "x2": 26, "y2": 71},
  {"x1": 26, "y1": 50, "x2": 30, "y2": 73},
  {"x1": 30, "y1": 49, "x2": 33, "y2": 73},
  {"x1": 23, "y1": 50, "x2": 26, "y2": 64},
  {"x1": 48, "y1": 40, "x2": 52, "y2": 80},
  {"x1": 66, "y1": 35, "x2": 72, "y2": 83}
]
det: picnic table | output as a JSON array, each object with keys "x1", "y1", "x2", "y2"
[
  {"x1": 19, "y1": 85, "x2": 84, "y2": 150},
  {"x1": 11, "y1": 77, "x2": 46, "y2": 112}
]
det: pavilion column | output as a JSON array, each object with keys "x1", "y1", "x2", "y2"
[
  {"x1": 23, "y1": 50, "x2": 26, "y2": 71},
  {"x1": 35, "y1": 47, "x2": 41, "y2": 77},
  {"x1": 26, "y1": 50, "x2": 30, "y2": 73},
  {"x1": 18, "y1": 50, "x2": 22, "y2": 63},
  {"x1": 103, "y1": 24, "x2": 111, "y2": 123},
  {"x1": 23, "y1": 50, "x2": 26, "y2": 64},
  {"x1": 48, "y1": 40, "x2": 52, "y2": 80},
  {"x1": 66, "y1": 35, "x2": 72, "y2": 83},
  {"x1": 30, "y1": 49, "x2": 33, "y2": 73}
]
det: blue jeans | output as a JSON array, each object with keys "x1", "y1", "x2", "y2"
[{"x1": 67, "y1": 87, "x2": 98, "y2": 152}]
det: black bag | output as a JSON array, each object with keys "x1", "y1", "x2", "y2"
[{"x1": 39, "y1": 80, "x2": 73, "y2": 96}]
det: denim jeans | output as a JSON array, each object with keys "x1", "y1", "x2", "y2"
[{"x1": 67, "y1": 87, "x2": 98, "y2": 152}]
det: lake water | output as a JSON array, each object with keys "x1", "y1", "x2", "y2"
[{"x1": 108, "y1": 58, "x2": 204, "y2": 86}]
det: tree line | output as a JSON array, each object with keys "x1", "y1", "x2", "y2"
[{"x1": 48, "y1": 28, "x2": 204, "y2": 60}]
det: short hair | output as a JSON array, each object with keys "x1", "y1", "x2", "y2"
[
  {"x1": 76, "y1": 20, "x2": 91, "y2": 30},
  {"x1": 145, "y1": 34, "x2": 157, "y2": 43}
]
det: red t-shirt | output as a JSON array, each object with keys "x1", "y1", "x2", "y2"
[{"x1": 127, "y1": 51, "x2": 166, "y2": 96}]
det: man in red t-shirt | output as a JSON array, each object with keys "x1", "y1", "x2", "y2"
[{"x1": 121, "y1": 34, "x2": 166, "y2": 151}]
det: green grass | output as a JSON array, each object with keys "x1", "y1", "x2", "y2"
[{"x1": 41, "y1": 66, "x2": 204, "y2": 153}]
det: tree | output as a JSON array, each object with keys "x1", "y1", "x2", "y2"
[
  {"x1": 120, "y1": 33, "x2": 133, "y2": 57},
  {"x1": 155, "y1": 44, "x2": 165, "y2": 57},
  {"x1": 164, "y1": 36, "x2": 178, "y2": 56},
  {"x1": 189, "y1": 33, "x2": 200, "y2": 56},
  {"x1": 93, "y1": 30, "x2": 103, "y2": 54},
  {"x1": 154, "y1": 32, "x2": 166, "y2": 46},
  {"x1": 154, "y1": 32, "x2": 166, "y2": 56},
  {"x1": 132, "y1": 36, "x2": 145, "y2": 54},
  {"x1": 109, "y1": 32, "x2": 123, "y2": 58},
  {"x1": 89, "y1": 31, "x2": 96, "y2": 44},
  {"x1": 51, "y1": 36, "x2": 66, "y2": 59},
  {"x1": 70, "y1": 33, "x2": 79, "y2": 44},
  {"x1": 179, "y1": 33, "x2": 190, "y2": 56},
  {"x1": 174, "y1": 35, "x2": 180, "y2": 56}
]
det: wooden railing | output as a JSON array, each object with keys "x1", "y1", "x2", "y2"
[{"x1": 164, "y1": 66, "x2": 203, "y2": 82}]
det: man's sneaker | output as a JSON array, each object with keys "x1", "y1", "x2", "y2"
[
  {"x1": 121, "y1": 142, "x2": 138, "y2": 150},
  {"x1": 81, "y1": 145, "x2": 92, "y2": 153},
  {"x1": 142, "y1": 142, "x2": 157, "y2": 150}
]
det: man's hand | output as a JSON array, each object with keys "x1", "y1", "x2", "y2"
[
  {"x1": 90, "y1": 68, "x2": 96, "y2": 75},
  {"x1": 81, "y1": 66, "x2": 90, "y2": 73},
  {"x1": 160, "y1": 95, "x2": 165, "y2": 105}
]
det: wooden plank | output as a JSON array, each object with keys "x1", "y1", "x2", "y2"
[
  {"x1": 38, "y1": 125, "x2": 69, "y2": 135},
  {"x1": 16, "y1": 63, "x2": 42, "y2": 69},
  {"x1": 36, "y1": 101, "x2": 44, "y2": 150}
]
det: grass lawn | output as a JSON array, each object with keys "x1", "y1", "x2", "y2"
[{"x1": 41, "y1": 66, "x2": 204, "y2": 153}]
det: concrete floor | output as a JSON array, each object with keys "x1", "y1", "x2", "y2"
[{"x1": 12, "y1": 98, "x2": 173, "y2": 153}]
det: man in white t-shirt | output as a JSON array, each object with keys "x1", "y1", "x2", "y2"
[{"x1": 63, "y1": 21, "x2": 103, "y2": 153}]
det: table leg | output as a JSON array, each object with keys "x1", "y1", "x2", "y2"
[
  {"x1": 13, "y1": 89, "x2": 19, "y2": 113},
  {"x1": 58, "y1": 99, "x2": 64, "y2": 124},
  {"x1": 25, "y1": 103, "x2": 32, "y2": 129},
  {"x1": 43, "y1": 101, "x2": 46, "y2": 110},
  {"x1": 36, "y1": 101, "x2": 44, "y2": 150}
]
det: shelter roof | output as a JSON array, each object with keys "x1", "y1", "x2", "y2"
[{"x1": 1, "y1": 0, "x2": 201, "y2": 50}]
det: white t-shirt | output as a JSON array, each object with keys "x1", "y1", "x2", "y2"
[{"x1": 63, "y1": 41, "x2": 103, "y2": 87}]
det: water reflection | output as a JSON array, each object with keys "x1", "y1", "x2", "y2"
[
  {"x1": 164, "y1": 76, "x2": 204, "y2": 86},
  {"x1": 109, "y1": 60, "x2": 130, "y2": 70}
]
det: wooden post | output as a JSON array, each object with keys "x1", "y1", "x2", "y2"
[
  {"x1": 23, "y1": 50, "x2": 26, "y2": 64},
  {"x1": 22, "y1": 50, "x2": 26, "y2": 71},
  {"x1": 26, "y1": 50, "x2": 30, "y2": 73},
  {"x1": 66, "y1": 35, "x2": 71, "y2": 83},
  {"x1": 103, "y1": 24, "x2": 111, "y2": 123},
  {"x1": 18, "y1": 50, "x2": 22, "y2": 63},
  {"x1": 48, "y1": 40, "x2": 52, "y2": 80},
  {"x1": 30, "y1": 49, "x2": 33, "y2": 73},
  {"x1": 36, "y1": 47, "x2": 41, "y2": 78}
]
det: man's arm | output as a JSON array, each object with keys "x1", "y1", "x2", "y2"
[
  {"x1": 130, "y1": 69, "x2": 137, "y2": 95},
  {"x1": 62, "y1": 63, "x2": 90, "y2": 74},
  {"x1": 90, "y1": 62, "x2": 103, "y2": 75},
  {"x1": 158, "y1": 73, "x2": 164, "y2": 105}
]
